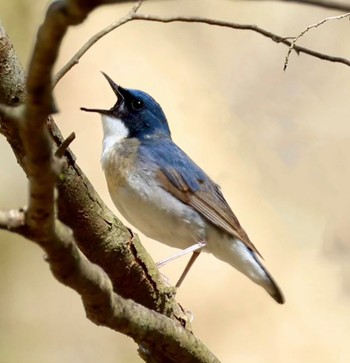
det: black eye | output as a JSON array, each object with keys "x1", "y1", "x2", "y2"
[{"x1": 131, "y1": 99, "x2": 144, "y2": 111}]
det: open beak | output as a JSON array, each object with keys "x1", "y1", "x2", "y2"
[{"x1": 80, "y1": 72, "x2": 126, "y2": 114}]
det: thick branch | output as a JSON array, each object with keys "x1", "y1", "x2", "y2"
[
  {"x1": 0, "y1": 1, "x2": 218, "y2": 362},
  {"x1": 1, "y1": 0, "x2": 187, "y2": 320},
  {"x1": 0, "y1": 210, "x2": 219, "y2": 363},
  {"x1": 0, "y1": 23, "x2": 26, "y2": 164}
]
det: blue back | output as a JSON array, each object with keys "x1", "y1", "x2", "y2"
[{"x1": 139, "y1": 139, "x2": 212, "y2": 193}]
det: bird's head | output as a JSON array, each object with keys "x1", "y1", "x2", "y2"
[{"x1": 81, "y1": 72, "x2": 171, "y2": 142}]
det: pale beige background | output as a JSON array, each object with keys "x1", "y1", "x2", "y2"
[{"x1": 1, "y1": 1, "x2": 350, "y2": 362}]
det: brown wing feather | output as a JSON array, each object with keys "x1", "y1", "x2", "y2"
[{"x1": 157, "y1": 168, "x2": 263, "y2": 258}]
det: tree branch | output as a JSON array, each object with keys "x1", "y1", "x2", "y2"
[
  {"x1": 0, "y1": 1, "x2": 219, "y2": 362},
  {"x1": 1, "y1": 209, "x2": 219, "y2": 363},
  {"x1": 284, "y1": 12, "x2": 350, "y2": 70},
  {"x1": 4, "y1": 0, "x2": 346, "y2": 359},
  {"x1": 132, "y1": 14, "x2": 350, "y2": 69},
  {"x1": 53, "y1": 0, "x2": 143, "y2": 87},
  {"x1": 0, "y1": 0, "x2": 186, "y2": 322},
  {"x1": 54, "y1": 12, "x2": 350, "y2": 85}
]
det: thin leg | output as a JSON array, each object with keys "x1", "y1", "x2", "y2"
[
  {"x1": 156, "y1": 241, "x2": 206, "y2": 268},
  {"x1": 175, "y1": 251, "x2": 201, "y2": 288}
]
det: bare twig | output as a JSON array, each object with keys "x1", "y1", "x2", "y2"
[
  {"x1": 284, "y1": 12, "x2": 350, "y2": 70},
  {"x1": 54, "y1": 12, "x2": 350, "y2": 86},
  {"x1": 132, "y1": 14, "x2": 350, "y2": 68},
  {"x1": 55, "y1": 131, "x2": 76, "y2": 158},
  {"x1": 53, "y1": 1, "x2": 143, "y2": 87}
]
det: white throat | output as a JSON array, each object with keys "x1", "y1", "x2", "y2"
[{"x1": 101, "y1": 114, "x2": 129, "y2": 162}]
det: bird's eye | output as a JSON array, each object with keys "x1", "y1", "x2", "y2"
[{"x1": 131, "y1": 99, "x2": 144, "y2": 111}]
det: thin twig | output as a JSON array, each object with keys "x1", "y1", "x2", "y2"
[
  {"x1": 55, "y1": 131, "x2": 76, "y2": 158},
  {"x1": 52, "y1": 0, "x2": 143, "y2": 87},
  {"x1": 133, "y1": 14, "x2": 350, "y2": 68},
  {"x1": 54, "y1": 12, "x2": 350, "y2": 86},
  {"x1": 284, "y1": 12, "x2": 350, "y2": 70}
]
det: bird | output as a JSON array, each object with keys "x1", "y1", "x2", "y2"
[{"x1": 81, "y1": 72, "x2": 285, "y2": 304}]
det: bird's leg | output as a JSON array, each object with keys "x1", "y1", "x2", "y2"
[
  {"x1": 175, "y1": 250, "x2": 202, "y2": 288},
  {"x1": 156, "y1": 241, "x2": 207, "y2": 288},
  {"x1": 156, "y1": 241, "x2": 206, "y2": 268}
]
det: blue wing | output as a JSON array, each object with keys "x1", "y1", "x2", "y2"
[
  {"x1": 139, "y1": 139, "x2": 261, "y2": 256},
  {"x1": 139, "y1": 139, "x2": 208, "y2": 192}
]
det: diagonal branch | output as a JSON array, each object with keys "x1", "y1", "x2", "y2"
[
  {"x1": 0, "y1": 210, "x2": 219, "y2": 363},
  {"x1": 0, "y1": 1, "x2": 219, "y2": 362},
  {"x1": 1, "y1": 0, "x2": 185, "y2": 321}
]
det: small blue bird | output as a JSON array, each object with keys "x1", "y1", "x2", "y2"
[{"x1": 81, "y1": 73, "x2": 285, "y2": 304}]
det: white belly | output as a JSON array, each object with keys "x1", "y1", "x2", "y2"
[{"x1": 106, "y1": 167, "x2": 206, "y2": 250}]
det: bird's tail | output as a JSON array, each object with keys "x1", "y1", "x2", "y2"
[
  {"x1": 212, "y1": 238, "x2": 285, "y2": 304},
  {"x1": 252, "y1": 254, "x2": 285, "y2": 304}
]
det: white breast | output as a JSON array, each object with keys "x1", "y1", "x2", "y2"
[
  {"x1": 111, "y1": 169, "x2": 206, "y2": 249},
  {"x1": 101, "y1": 115, "x2": 129, "y2": 165}
]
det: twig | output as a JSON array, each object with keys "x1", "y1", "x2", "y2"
[
  {"x1": 284, "y1": 12, "x2": 350, "y2": 70},
  {"x1": 52, "y1": 0, "x2": 143, "y2": 87},
  {"x1": 55, "y1": 131, "x2": 76, "y2": 158},
  {"x1": 54, "y1": 12, "x2": 350, "y2": 86},
  {"x1": 133, "y1": 14, "x2": 350, "y2": 69}
]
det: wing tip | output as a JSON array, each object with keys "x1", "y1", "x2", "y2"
[{"x1": 263, "y1": 267, "x2": 285, "y2": 304}]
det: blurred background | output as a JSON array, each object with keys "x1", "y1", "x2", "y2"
[{"x1": 1, "y1": 0, "x2": 350, "y2": 362}]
